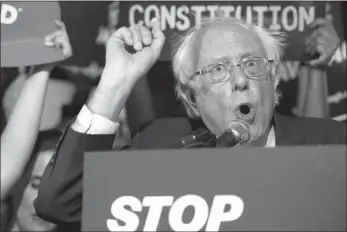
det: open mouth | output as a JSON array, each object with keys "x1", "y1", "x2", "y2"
[{"x1": 234, "y1": 102, "x2": 256, "y2": 124}]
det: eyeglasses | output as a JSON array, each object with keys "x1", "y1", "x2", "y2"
[{"x1": 193, "y1": 57, "x2": 274, "y2": 84}]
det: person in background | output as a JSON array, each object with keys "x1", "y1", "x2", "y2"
[
  {"x1": 11, "y1": 130, "x2": 62, "y2": 232},
  {"x1": 295, "y1": 18, "x2": 342, "y2": 118},
  {"x1": 0, "y1": 20, "x2": 72, "y2": 201}
]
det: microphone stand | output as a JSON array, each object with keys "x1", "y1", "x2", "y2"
[{"x1": 183, "y1": 135, "x2": 216, "y2": 149}]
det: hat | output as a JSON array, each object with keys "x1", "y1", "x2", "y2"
[{"x1": 1, "y1": 1, "x2": 65, "y2": 67}]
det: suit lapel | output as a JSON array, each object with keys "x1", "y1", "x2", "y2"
[{"x1": 273, "y1": 112, "x2": 309, "y2": 146}]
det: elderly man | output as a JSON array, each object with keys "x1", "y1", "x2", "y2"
[{"x1": 35, "y1": 16, "x2": 346, "y2": 228}]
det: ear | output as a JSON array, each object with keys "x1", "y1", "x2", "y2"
[
  {"x1": 270, "y1": 63, "x2": 280, "y2": 89},
  {"x1": 273, "y1": 75, "x2": 280, "y2": 90},
  {"x1": 183, "y1": 92, "x2": 200, "y2": 118},
  {"x1": 190, "y1": 92, "x2": 197, "y2": 105},
  {"x1": 270, "y1": 64, "x2": 282, "y2": 106}
]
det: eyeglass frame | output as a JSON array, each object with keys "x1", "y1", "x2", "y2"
[{"x1": 192, "y1": 57, "x2": 274, "y2": 83}]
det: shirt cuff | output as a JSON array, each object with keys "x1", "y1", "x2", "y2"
[{"x1": 71, "y1": 105, "x2": 119, "y2": 135}]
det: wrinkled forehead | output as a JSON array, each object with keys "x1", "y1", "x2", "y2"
[{"x1": 197, "y1": 23, "x2": 266, "y2": 67}]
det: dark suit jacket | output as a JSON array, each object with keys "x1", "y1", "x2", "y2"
[{"x1": 34, "y1": 112, "x2": 346, "y2": 230}]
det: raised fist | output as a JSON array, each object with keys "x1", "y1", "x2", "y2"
[{"x1": 103, "y1": 18, "x2": 165, "y2": 83}]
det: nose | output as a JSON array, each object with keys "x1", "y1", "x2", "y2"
[{"x1": 231, "y1": 66, "x2": 249, "y2": 92}]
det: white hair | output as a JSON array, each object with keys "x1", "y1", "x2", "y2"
[{"x1": 172, "y1": 15, "x2": 287, "y2": 118}]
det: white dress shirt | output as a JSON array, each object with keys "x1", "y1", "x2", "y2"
[
  {"x1": 71, "y1": 105, "x2": 119, "y2": 134},
  {"x1": 265, "y1": 125, "x2": 276, "y2": 148}
]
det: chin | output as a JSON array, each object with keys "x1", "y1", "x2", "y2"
[
  {"x1": 249, "y1": 116, "x2": 268, "y2": 142},
  {"x1": 249, "y1": 126, "x2": 263, "y2": 142}
]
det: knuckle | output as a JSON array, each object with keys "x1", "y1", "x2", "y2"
[
  {"x1": 142, "y1": 30, "x2": 151, "y2": 37},
  {"x1": 139, "y1": 26, "x2": 149, "y2": 32},
  {"x1": 130, "y1": 27, "x2": 139, "y2": 34},
  {"x1": 118, "y1": 26, "x2": 128, "y2": 33},
  {"x1": 130, "y1": 25, "x2": 138, "y2": 30},
  {"x1": 110, "y1": 31, "x2": 120, "y2": 39}
]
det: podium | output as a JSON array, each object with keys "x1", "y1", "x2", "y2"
[{"x1": 82, "y1": 146, "x2": 346, "y2": 231}]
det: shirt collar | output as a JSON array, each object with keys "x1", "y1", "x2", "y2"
[{"x1": 265, "y1": 125, "x2": 276, "y2": 147}]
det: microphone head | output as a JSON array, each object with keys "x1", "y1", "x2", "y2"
[{"x1": 226, "y1": 120, "x2": 252, "y2": 144}]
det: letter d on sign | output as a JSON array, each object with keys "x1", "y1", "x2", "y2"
[
  {"x1": 205, "y1": 195, "x2": 244, "y2": 231},
  {"x1": 1, "y1": 4, "x2": 18, "y2": 24}
]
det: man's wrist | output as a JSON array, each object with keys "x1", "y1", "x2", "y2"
[
  {"x1": 88, "y1": 80, "x2": 134, "y2": 122},
  {"x1": 87, "y1": 87, "x2": 118, "y2": 120},
  {"x1": 72, "y1": 105, "x2": 119, "y2": 134}
]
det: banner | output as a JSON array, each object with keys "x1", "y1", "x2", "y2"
[
  {"x1": 82, "y1": 146, "x2": 346, "y2": 231},
  {"x1": 119, "y1": 1, "x2": 326, "y2": 61}
]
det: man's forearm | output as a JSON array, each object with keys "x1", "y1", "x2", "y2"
[
  {"x1": 303, "y1": 67, "x2": 329, "y2": 118},
  {"x1": 87, "y1": 66, "x2": 136, "y2": 122},
  {"x1": 72, "y1": 66, "x2": 135, "y2": 135},
  {"x1": 296, "y1": 65, "x2": 310, "y2": 116},
  {"x1": 1, "y1": 70, "x2": 50, "y2": 200}
]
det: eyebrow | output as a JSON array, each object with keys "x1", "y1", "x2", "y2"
[
  {"x1": 208, "y1": 52, "x2": 255, "y2": 65},
  {"x1": 238, "y1": 52, "x2": 254, "y2": 61}
]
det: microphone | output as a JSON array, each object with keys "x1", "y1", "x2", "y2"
[
  {"x1": 216, "y1": 120, "x2": 251, "y2": 147},
  {"x1": 135, "y1": 117, "x2": 215, "y2": 149}
]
